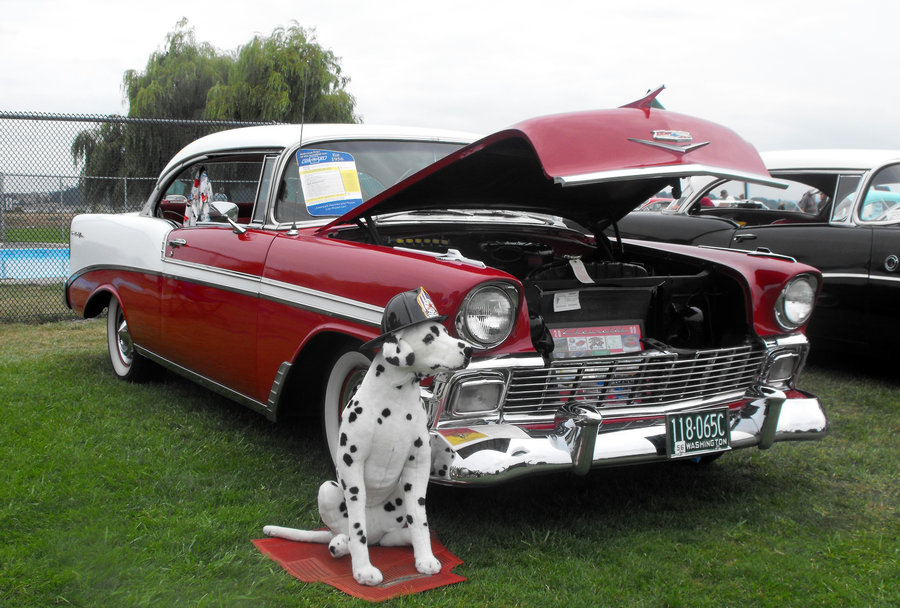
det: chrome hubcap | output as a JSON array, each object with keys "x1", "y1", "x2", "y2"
[
  {"x1": 116, "y1": 316, "x2": 133, "y2": 365},
  {"x1": 340, "y1": 368, "x2": 366, "y2": 408}
]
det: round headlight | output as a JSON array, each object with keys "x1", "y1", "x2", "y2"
[
  {"x1": 775, "y1": 275, "x2": 817, "y2": 329},
  {"x1": 455, "y1": 283, "x2": 518, "y2": 348}
]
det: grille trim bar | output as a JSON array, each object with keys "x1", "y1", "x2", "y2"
[{"x1": 503, "y1": 344, "x2": 765, "y2": 417}]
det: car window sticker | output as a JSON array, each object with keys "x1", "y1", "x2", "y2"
[{"x1": 297, "y1": 149, "x2": 364, "y2": 217}]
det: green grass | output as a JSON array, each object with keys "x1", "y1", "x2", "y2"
[
  {"x1": 5, "y1": 227, "x2": 69, "y2": 244},
  {"x1": 0, "y1": 283, "x2": 73, "y2": 323},
  {"x1": 1, "y1": 320, "x2": 897, "y2": 607}
]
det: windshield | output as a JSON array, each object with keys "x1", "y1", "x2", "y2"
[{"x1": 274, "y1": 139, "x2": 464, "y2": 223}]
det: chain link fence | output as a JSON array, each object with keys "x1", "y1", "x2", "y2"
[{"x1": 0, "y1": 112, "x2": 277, "y2": 323}]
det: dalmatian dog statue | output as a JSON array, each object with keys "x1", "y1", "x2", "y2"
[{"x1": 264, "y1": 287, "x2": 472, "y2": 586}]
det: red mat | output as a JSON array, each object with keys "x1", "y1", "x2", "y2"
[{"x1": 253, "y1": 533, "x2": 465, "y2": 602}]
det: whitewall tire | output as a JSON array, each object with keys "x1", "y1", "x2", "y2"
[{"x1": 322, "y1": 347, "x2": 370, "y2": 465}]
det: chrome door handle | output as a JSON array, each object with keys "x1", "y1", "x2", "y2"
[
  {"x1": 733, "y1": 234, "x2": 757, "y2": 242},
  {"x1": 168, "y1": 238, "x2": 187, "y2": 248}
]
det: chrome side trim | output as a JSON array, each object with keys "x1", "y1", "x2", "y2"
[
  {"x1": 73, "y1": 261, "x2": 383, "y2": 328},
  {"x1": 782, "y1": 271, "x2": 900, "y2": 286},
  {"x1": 557, "y1": 164, "x2": 789, "y2": 189},
  {"x1": 260, "y1": 276, "x2": 383, "y2": 327},
  {"x1": 162, "y1": 257, "x2": 262, "y2": 297},
  {"x1": 136, "y1": 346, "x2": 274, "y2": 420},
  {"x1": 267, "y1": 361, "x2": 292, "y2": 417}
]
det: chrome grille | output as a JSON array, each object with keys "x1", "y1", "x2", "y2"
[{"x1": 504, "y1": 344, "x2": 765, "y2": 417}]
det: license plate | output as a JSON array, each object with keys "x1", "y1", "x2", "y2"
[{"x1": 666, "y1": 407, "x2": 731, "y2": 459}]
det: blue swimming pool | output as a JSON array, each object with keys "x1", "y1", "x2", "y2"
[{"x1": 0, "y1": 247, "x2": 70, "y2": 280}]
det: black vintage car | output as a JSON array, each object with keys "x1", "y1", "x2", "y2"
[{"x1": 615, "y1": 149, "x2": 900, "y2": 352}]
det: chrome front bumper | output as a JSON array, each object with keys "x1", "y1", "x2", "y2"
[{"x1": 429, "y1": 387, "x2": 827, "y2": 486}]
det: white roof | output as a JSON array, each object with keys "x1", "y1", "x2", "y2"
[
  {"x1": 161, "y1": 123, "x2": 482, "y2": 177},
  {"x1": 762, "y1": 149, "x2": 900, "y2": 172}
]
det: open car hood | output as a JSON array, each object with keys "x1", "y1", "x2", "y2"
[{"x1": 323, "y1": 93, "x2": 782, "y2": 231}]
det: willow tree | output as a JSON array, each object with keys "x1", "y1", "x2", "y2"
[
  {"x1": 70, "y1": 121, "x2": 127, "y2": 211},
  {"x1": 205, "y1": 24, "x2": 357, "y2": 123},
  {"x1": 119, "y1": 18, "x2": 232, "y2": 185},
  {"x1": 71, "y1": 19, "x2": 358, "y2": 209}
]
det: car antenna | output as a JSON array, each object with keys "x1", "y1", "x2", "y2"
[{"x1": 287, "y1": 65, "x2": 310, "y2": 236}]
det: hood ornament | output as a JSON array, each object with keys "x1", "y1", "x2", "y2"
[{"x1": 628, "y1": 130, "x2": 710, "y2": 154}]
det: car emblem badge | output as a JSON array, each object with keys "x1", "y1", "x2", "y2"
[
  {"x1": 628, "y1": 130, "x2": 711, "y2": 154},
  {"x1": 652, "y1": 130, "x2": 693, "y2": 143}
]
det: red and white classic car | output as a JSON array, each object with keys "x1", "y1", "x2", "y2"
[{"x1": 66, "y1": 89, "x2": 828, "y2": 485}]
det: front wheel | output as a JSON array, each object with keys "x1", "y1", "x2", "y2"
[
  {"x1": 106, "y1": 297, "x2": 154, "y2": 382},
  {"x1": 321, "y1": 346, "x2": 371, "y2": 465}
]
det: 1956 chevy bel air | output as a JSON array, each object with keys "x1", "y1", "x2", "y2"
[{"x1": 66, "y1": 88, "x2": 827, "y2": 485}]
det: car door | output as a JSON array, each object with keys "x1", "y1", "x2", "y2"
[
  {"x1": 159, "y1": 156, "x2": 276, "y2": 398},
  {"x1": 858, "y1": 163, "x2": 900, "y2": 345}
]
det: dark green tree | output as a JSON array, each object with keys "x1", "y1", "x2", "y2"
[
  {"x1": 71, "y1": 19, "x2": 357, "y2": 209},
  {"x1": 123, "y1": 17, "x2": 231, "y2": 121},
  {"x1": 70, "y1": 121, "x2": 127, "y2": 211},
  {"x1": 205, "y1": 23, "x2": 357, "y2": 123}
]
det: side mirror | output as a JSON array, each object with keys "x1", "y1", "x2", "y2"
[
  {"x1": 208, "y1": 201, "x2": 239, "y2": 223},
  {"x1": 205, "y1": 201, "x2": 247, "y2": 234}
]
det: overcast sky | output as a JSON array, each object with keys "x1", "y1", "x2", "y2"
[{"x1": 2, "y1": 0, "x2": 898, "y2": 152}]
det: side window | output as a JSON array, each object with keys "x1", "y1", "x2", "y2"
[
  {"x1": 161, "y1": 156, "x2": 265, "y2": 227},
  {"x1": 858, "y1": 164, "x2": 900, "y2": 223},
  {"x1": 701, "y1": 177, "x2": 832, "y2": 219},
  {"x1": 831, "y1": 175, "x2": 862, "y2": 222},
  {"x1": 274, "y1": 153, "x2": 312, "y2": 223},
  {"x1": 251, "y1": 156, "x2": 277, "y2": 224}
]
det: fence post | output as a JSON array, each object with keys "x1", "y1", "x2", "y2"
[
  {"x1": 0, "y1": 172, "x2": 6, "y2": 244},
  {"x1": 59, "y1": 176, "x2": 65, "y2": 241}
]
